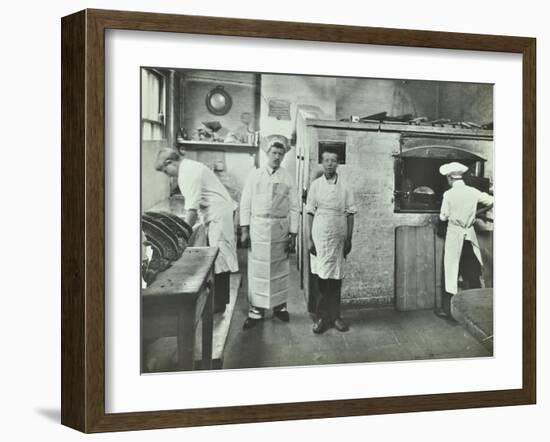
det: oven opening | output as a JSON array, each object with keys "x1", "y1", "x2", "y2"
[{"x1": 394, "y1": 146, "x2": 487, "y2": 213}]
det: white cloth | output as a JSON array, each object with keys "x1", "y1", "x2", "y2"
[
  {"x1": 178, "y1": 158, "x2": 238, "y2": 274},
  {"x1": 240, "y1": 166, "x2": 299, "y2": 309},
  {"x1": 439, "y1": 180, "x2": 493, "y2": 294},
  {"x1": 306, "y1": 174, "x2": 357, "y2": 280},
  {"x1": 206, "y1": 208, "x2": 239, "y2": 274}
]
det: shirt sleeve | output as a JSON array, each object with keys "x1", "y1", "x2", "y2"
[
  {"x1": 305, "y1": 180, "x2": 318, "y2": 215},
  {"x1": 239, "y1": 170, "x2": 254, "y2": 227},
  {"x1": 439, "y1": 191, "x2": 450, "y2": 221},
  {"x1": 478, "y1": 191, "x2": 494, "y2": 206},
  {"x1": 179, "y1": 164, "x2": 202, "y2": 211},
  {"x1": 344, "y1": 183, "x2": 358, "y2": 214},
  {"x1": 288, "y1": 172, "x2": 299, "y2": 234}
]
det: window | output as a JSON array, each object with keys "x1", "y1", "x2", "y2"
[
  {"x1": 141, "y1": 68, "x2": 166, "y2": 140},
  {"x1": 394, "y1": 146, "x2": 488, "y2": 213},
  {"x1": 318, "y1": 141, "x2": 346, "y2": 164}
]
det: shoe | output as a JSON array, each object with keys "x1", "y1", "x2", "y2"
[
  {"x1": 434, "y1": 309, "x2": 458, "y2": 324},
  {"x1": 333, "y1": 318, "x2": 349, "y2": 332},
  {"x1": 242, "y1": 317, "x2": 262, "y2": 330},
  {"x1": 313, "y1": 318, "x2": 328, "y2": 334},
  {"x1": 274, "y1": 310, "x2": 290, "y2": 322}
]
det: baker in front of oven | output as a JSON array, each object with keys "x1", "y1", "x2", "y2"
[{"x1": 437, "y1": 161, "x2": 494, "y2": 319}]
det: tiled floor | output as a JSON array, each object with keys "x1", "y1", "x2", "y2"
[
  {"x1": 223, "y1": 252, "x2": 491, "y2": 370},
  {"x1": 452, "y1": 288, "x2": 493, "y2": 352}
]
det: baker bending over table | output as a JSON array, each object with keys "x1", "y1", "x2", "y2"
[{"x1": 155, "y1": 147, "x2": 239, "y2": 314}]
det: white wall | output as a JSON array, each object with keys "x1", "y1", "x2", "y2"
[
  {"x1": 1, "y1": 1, "x2": 547, "y2": 441},
  {"x1": 142, "y1": 140, "x2": 171, "y2": 210},
  {"x1": 259, "y1": 74, "x2": 336, "y2": 177}
]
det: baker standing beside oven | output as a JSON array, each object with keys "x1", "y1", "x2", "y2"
[
  {"x1": 239, "y1": 135, "x2": 299, "y2": 330},
  {"x1": 306, "y1": 149, "x2": 357, "y2": 334},
  {"x1": 155, "y1": 147, "x2": 239, "y2": 314},
  {"x1": 438, "y1": 162, "x2": 493, "y2": 319}
]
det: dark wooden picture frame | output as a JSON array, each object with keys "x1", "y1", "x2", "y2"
[{"x1": 61, "y1": 9, "x2": 536, "y2": 433}]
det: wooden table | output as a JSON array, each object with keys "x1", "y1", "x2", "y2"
[{"x1": 142, "y1": 247, "x2": 218, "y2": 372}]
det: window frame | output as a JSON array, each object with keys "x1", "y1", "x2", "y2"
[{"x1": 141, "y1": 68, "x2": 167, "y2": 140}]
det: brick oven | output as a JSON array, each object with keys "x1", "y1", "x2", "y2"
[{"x1": 295, "y1": 118, "x2": 494, "y2": 308}]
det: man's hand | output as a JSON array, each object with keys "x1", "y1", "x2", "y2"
[
  {"x1": 286, "y1": 233, "x2": 297, "y2": 255},
  {"x1": 240, "y1": 226, "x2": 251, "y2": 250},
  {"x1": 476, "y1": 203, "x2": 494, "y2": 218},
  {"x1": 308, "y1": 237, "x2": 316, "y2": 256},
  {"x1": 344, "y1": 238, "x2": 352, "y2": 258},
  {"x1": 185, "y1": 209, "x2": 198, "y2": 228}
]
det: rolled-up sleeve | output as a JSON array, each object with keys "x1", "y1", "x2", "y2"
[
  {"x1": 305, "y1": 180, "x2": 318, "y2": 215},
  {"x1": 478, "y1": 191, "x2": 494, "y2": 206},
  {"x1": 344, "y1": 184, "x2": 357, "y2": 215},
  {"x1": 440, "y1": 192, "x2": 450, "y2": 221},
  {"x1": 179, "y1": 167, "x2": 201, "y2": 211},
  {"x1": 239, "y1": 171, "x2": 254, "y2": 227}
]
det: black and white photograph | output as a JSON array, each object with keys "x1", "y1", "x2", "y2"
[
  {"x1": 1, "y1": 0, "x2": 546, "y2": 437},
  {"x1": 140, "y1": 68, "x2": 494, "y2": 373}
]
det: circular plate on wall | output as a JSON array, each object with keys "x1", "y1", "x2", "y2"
[{"x1": 205, "y1": 86, "x2": 232, "y2": 116}]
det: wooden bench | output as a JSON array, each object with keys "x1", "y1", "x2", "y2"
[{"x1": 141, "y1": 247, "x2": 218, "y2": 372}]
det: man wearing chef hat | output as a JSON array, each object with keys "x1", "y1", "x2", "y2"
[
  {"x1": 155, "y1": 147, "x2": 239, "y2": 314},
  {"x1": 239, "y1": 135, "x2": 299, "y2": 330},
  {"x1": 437, "y1": 162, "x2": 494, "y2": 319}
]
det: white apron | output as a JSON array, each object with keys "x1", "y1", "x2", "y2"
[
  {"x1": 444, "y1": 222, "x2": 483, "y2": 294},
  {"x1": 248, "y1": 181, "x2": 291, "y2": 309},
  {"x1": 203, "y1": 202, "x2": 239, "y2": 274},
  {"x1": 310, "y1": 182, "x2": 347, "y2": 280}
]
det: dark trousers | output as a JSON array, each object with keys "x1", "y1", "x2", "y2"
[
  {"x1": 214, "y1": 271, "x2": 230, "y2": 308},
  {"x1": 458, "y1": 240, "x2": 482, "y2": 290},
  {"x1": 442, "y1": 240, "x2": 482, "y2": 316},
  {"x1": 316, "y1": 278, "x2": 342, "y2": 322}
]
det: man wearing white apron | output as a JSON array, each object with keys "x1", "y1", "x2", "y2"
[
  {"x1": 306, "y1": 149, "x2": 357, "y2": 334},
  {"x1": 438, "y1": 162, "x2": 493, "y2": 319},
  {"x1": 240, "y1": 136, "x2": 299, "y2": 330},
  {"x1": 155, "y1": 148, "x2": 239, "y2": 314}
]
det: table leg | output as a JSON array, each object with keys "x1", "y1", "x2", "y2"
[
  {"x1": 201, "y1": 278, "x2": 214, "y2": 370},
  {"x1": 176, "y1": 304, "x2": 196, "y2": 371}
]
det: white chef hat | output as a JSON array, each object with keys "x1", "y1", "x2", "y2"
[
  {"x1": 261, "y1": 134, "x2": 290, "y2": 153},
  {"x1": 439, "y1": 162, "x2": 468, "y2": 178}
]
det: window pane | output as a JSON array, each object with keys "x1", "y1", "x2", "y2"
[
  {"x1": 141, "y1": 69, "x2": 161, "y2": 121},
  {"x1": 141, "y1": 69, "x2": 165, "y2": 141}
]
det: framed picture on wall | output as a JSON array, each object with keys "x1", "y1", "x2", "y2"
[{"x1": 61, "y1": 9, "x2": 536, "y2": 433}]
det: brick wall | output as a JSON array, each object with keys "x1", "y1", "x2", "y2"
[{"x1": 308, "y1": 128, "x2": 438, "y2": 307}]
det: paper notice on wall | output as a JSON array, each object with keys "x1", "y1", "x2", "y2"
[{"x1": 268, "y1": 98, "x2": 291, "y2": 120}]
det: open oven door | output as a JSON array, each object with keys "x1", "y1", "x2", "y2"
[{"x1": 394, "y1": 135, "x2": 491, "y2": 213}]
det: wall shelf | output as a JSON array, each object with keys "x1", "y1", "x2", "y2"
[{"x1": 176, "y1": 140, "x2": 258, "y2": 152}]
